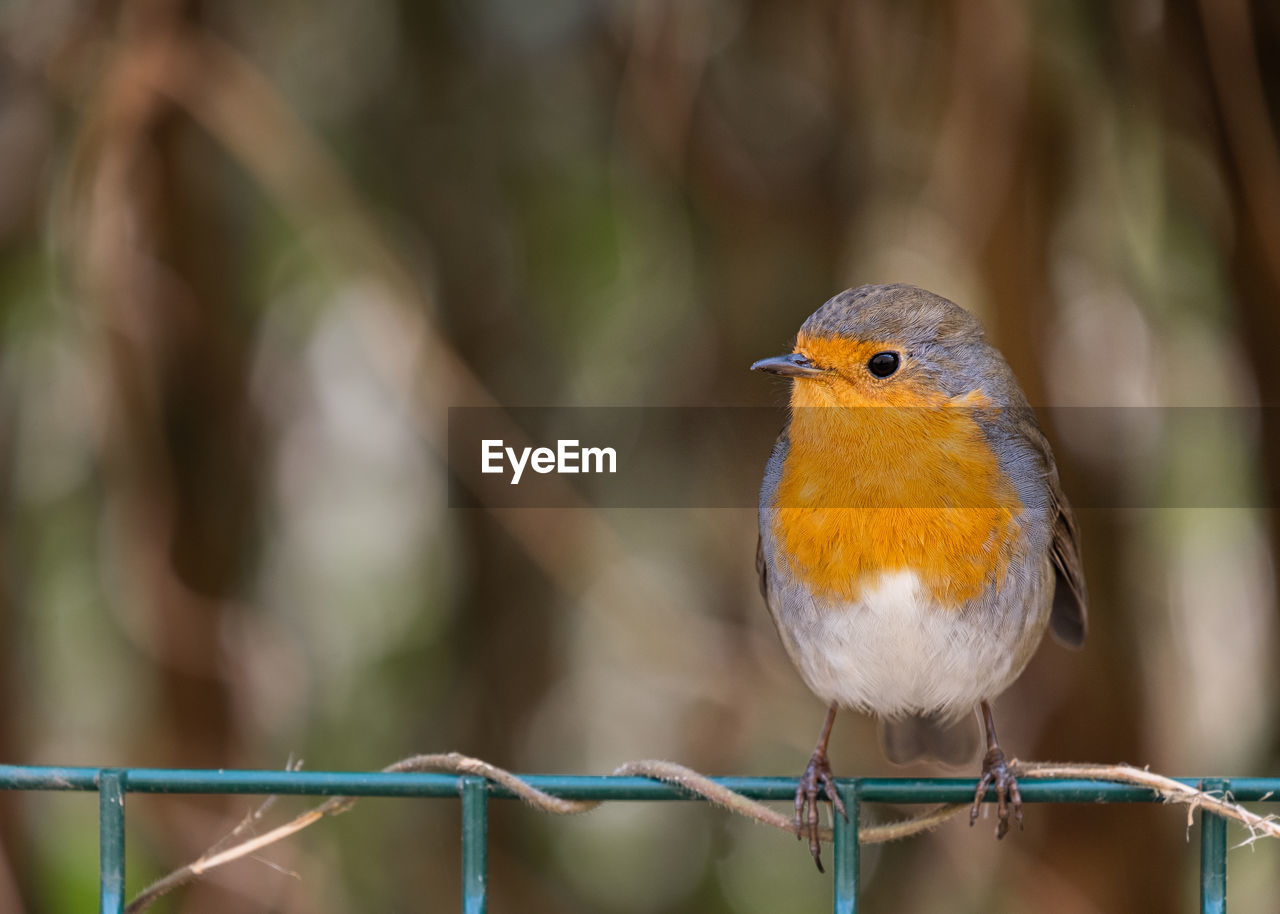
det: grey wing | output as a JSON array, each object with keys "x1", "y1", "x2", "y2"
[
  {"x1": 756, "y1": 426, "x2": 789, "y2": 610},
  {"x1": 1027, "y1": 420, "x2": 1088, "y2": 647},
  {"x1": 1047, "y1": 477, "x2": 1088, "y2": 647},
  {"x1": 987, "y1": 375, "x2": 1089, "y2": 647},
  {"x1": 756, "y1": 533, "x2": 769, "y2": 598}
]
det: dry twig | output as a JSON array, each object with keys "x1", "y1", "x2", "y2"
[{"x1": 1014, "y1": 761, "x2": 1280, "y2": 844}]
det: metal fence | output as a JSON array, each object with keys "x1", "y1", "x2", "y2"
[{"x1": 1, "y1": 764, "x2": 1273, "y2": 913}]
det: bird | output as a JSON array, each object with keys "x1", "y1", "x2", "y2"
[{"x1": 751, "y1": 283, "x2": 1087, "y2": 871}]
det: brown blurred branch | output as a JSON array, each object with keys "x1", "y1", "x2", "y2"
[
  {"x1": 1199, "y1": 0, "x2": 1280, "y2": 288},
  {"x1": 125, "y1": 752, "x2": 1279, "y2": 912}
]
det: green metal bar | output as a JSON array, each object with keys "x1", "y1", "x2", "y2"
[
  {"x1": 832, "y1": 781, "x2": 859, "y2": 914},
  {"x1": 98, "y1": 770, "x2": 125, "y2": 914},
  {"x1": 4, "y1": 765, "x2": 1279, "y2": 803},
  {"x1": 461, "y1": 777, "x2": 488, "y2": 914},
  {"x1": 1199, "y1": 779, "x2": 1228, "y2": 914}
]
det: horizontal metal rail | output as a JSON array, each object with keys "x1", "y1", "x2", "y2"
[{"x1": 2, "y1": 765, "x2": 1274, "y2": 913}]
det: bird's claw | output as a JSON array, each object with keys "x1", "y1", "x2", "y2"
[
  {"x1": 969, "y1": 746, "x2": 1023, "y2": 838},
  {"x1": 795, "y1": 749, "x2": 847, "y2": 873}
]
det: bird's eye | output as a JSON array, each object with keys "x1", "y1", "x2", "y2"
[{"x1": 867, "y1": 351, "x2": 900, "y2": 378}]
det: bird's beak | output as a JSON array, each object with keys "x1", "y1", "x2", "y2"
[{"x1": 750, "y1": 352, "x2": 826, "y2": 378}]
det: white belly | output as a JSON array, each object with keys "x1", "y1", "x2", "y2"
[{"x1": 775, "y1": 569, "x2": 1038, "y2": 719}]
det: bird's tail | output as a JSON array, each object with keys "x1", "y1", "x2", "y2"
[{"x1": 879, "y1": 710, "x2": 980, "y2": 767}]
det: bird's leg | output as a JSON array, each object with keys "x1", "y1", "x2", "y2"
[
  {"x1": 970, "y1": 699, "x2": 1023, "y2": 838},
  {"x1": 795, "y1": 702, "x2": 847, "y2": 872}
]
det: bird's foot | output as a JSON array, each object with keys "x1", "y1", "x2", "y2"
[
  {"x1": 795, "y1": 747, "x2": 847, "y2": 872},
  {"x1": 969, "y1": 745, "x2": 1023, "y2": 838}
]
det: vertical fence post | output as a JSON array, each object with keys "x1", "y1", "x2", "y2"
[
  {"x1": 1199, "y1": 778, "x2": 1227, "y2": 914},
  {"x1": 832, "y1": 781, "x2": 859, "y2": 914},
  {"x1": 99, "y1": 769, "x2": 126, "y2": 914},
  {"x1": 461, "y1": 776, "x2": 488, "y2": 914}
]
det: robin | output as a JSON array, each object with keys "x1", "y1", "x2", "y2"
[{"x1": 752, "y1": 284, "x2": 1087, "y2": 871}]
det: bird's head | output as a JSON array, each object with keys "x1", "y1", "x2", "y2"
[{"x1": 751, "y1": 284, "x2": 996, "y2": 409}]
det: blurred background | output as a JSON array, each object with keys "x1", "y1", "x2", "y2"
[{"x1": 1, "y1": 0, "x2": 1279, "y2": 911}]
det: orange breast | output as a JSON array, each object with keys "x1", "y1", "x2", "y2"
[{"x1": 772, "y1": 393, "x2": 1023, "y2": 606}]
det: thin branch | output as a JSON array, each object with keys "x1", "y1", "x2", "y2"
[
  {"x1": 612, "y1": 759, "x2": 966, "y2": 843},
  {"x1": 1014, "y1": 761, "x2": 1280, "y2": 842}
]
